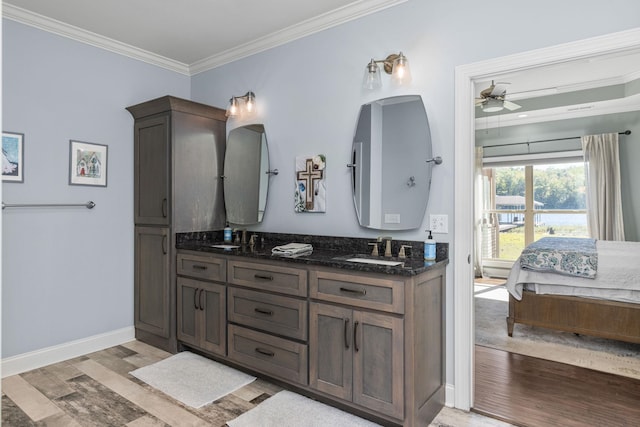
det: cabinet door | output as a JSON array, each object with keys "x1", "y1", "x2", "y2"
[
  {"x1": 353, "y1": 310, "x2": 404, "y2": 419},
  {"x1": 200, "y1": 282, "x2": 226, "y2": 356},
  {"x1": 134, "y1": 114, "x2": 170, "y2": 225},
  {"x1": 176, "y1": 277, "x2": 199, "y2": 347},
  {"x1": 134, "y1": 226, "x2": 170, "y2": 338},
  {"x1": 309, "y1": 303, "x2": 353, "y2": 401}
]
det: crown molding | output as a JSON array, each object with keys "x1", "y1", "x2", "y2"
[
  {"x1": 3, "y1": 3, "x2": 191, "y2": 75},
  {"x1": 189, "y1": 0, "x2": 408, "y2": 75},
  {"x1": 3, "y1": 0, "x2": 407, "y2": 77}
]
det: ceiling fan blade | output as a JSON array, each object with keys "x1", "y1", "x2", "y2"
[
  {"x1": 475, "y1": 98, "x2": 486, "y2": 106},
  {"x1": 479, "y1": 85, "x2": 495, "y2": 98},
  {"x1": 503, "y1": 100, "x2": 522, "y2": 111},
  {"x1": 490, "y1": 82, "x2": 510, "y2": 97}
]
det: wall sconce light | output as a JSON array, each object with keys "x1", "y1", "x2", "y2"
[
  {"x1": 225, "y1": 91, "x2": 256, "y2": 118},
  {"x1": 362, "y1": 52, "x2": 411, "y2": 90}
]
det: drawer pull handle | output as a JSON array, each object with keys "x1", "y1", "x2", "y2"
[
  {"x1": 254, "y1": 274, "x2": 274, "y2": 281},
  {"x1": 254, "y1": 307, "x2": 274, "y2": 316},
  {"x1": 339, "y1": 287, "x2": 367, "y2": 296},
  {"x1": 354, "y1": 321, "x2": 360, "y2": 353},
  {"x1": 344, "y1": 318, "x2": 350, "y2": 349},
  {"x1": 255, "y1": 347, "x2": 275, "y2": 357},
  {"x1": 192, "y1": 265, "x2": 208, "y2": 270}
]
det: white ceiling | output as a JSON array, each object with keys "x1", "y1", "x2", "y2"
[{"x1": 3, "y1": 0, "x2": 407, "y2": 75}]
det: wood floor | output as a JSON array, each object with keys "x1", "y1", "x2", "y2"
[
  {"x1": 474, "y1": 345, "x2": 640, "y2": 427},
  {"x1": 2, "y1": 339, "x2": 506, "y2": 427}
]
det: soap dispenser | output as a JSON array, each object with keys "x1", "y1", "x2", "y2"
[
  {"x1": 424, "y1": 230, "x2": 436, "y2": 261},
  {"x1": 223, "y1": 222, "x2": 232, "y2": 242}
]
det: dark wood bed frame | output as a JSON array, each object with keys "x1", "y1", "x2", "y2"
[{"x1": 507, "y1": 291, "x2": 640, "y2": 344}]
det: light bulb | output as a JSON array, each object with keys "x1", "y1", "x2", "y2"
[{"x1": 391, "y1": 52, "x2": 411, "y2": 85}]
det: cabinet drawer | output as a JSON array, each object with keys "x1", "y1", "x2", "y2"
[
  {"x1": 228, "y1": 325, "x2": 308, "y2": 385},
  {"x1": 228, "y1": 260, "x2": 307, "y2": 297},
  {"x1": 228, "y1": 287, "x2": 307, "y2": 341},
  {"x1": 177, "y1": 253, "x2": 226, "y2": 282},
  {"x1": 309, "y1": 269, "x2": 405, "y2": 314}
]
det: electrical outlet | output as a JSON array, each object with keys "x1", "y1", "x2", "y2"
[{"x1": 429, "y1": 214, "x2": 448, "y2": 233}]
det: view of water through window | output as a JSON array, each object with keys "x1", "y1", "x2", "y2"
[{"x1": 482, "y1": 161, "x2": 589, "y2": 261}]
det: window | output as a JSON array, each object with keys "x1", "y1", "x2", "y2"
[{"x1": 481, "y1": 161, "x2": 588, "y2": 262}]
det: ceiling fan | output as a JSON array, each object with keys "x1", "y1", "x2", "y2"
[{"x1": 475, "y1": 81, "x2": 522, "y2": 112}]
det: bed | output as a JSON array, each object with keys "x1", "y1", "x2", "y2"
[{"x1": 505, "y1": 238, "x2": 640, "y2": 344}]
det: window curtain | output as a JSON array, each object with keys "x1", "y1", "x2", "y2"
[
  {"x1": 474, "y1": 146, "x2": 484, "y2": 277},
  {"x1": 581, "y1": 133, "x2": 625, "y2": 241}
]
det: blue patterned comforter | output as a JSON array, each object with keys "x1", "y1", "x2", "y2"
[{"x1": 519, "y1": 237, "x2": 598, "y2": 279}]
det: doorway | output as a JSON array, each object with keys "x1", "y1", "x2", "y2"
[{"x1": 453, "y1": 27, "x2": 640, "y2": 410}]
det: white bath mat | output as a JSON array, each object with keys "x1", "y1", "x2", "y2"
[
  {"x1": 227, "y1": 390, "x2": 381, "y2": 427},
  {"x1": 129, "y1": 351, "x2": 255, "y2": 408}
]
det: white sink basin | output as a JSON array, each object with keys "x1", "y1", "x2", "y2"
[
  {"x1": 209, "y1": 244, "x2": 240, "y2": 250},
  {"x1": 345, "y1": 258, "x2": 404, "y2": 266}
]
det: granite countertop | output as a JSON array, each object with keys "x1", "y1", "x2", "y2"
[{"x1": 176, "y1": 231, "x2": 448, "y2": 277}]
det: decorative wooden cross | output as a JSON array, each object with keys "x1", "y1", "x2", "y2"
[{"x1": 297, "y1": 158, "x2": 323, "y2": 210}]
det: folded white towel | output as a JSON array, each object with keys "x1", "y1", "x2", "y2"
[{"x1": 271, "y1": 243, "x2": 313, "y2": 257}]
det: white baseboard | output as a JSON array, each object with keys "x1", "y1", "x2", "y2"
[
  {"x1": 1, "y1": 326, "x2": 135, "y2": 378},
  {"x1": 445, "y1": 383, "x2": 455, "y2": 407}
]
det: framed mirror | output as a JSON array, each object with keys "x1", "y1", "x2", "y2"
[
  {"x1": 224, "y1": 124, "x2": 270, "y2": 224},
  {"x1": 351, "y1": 95, "x2": 433, "y2": 230}
]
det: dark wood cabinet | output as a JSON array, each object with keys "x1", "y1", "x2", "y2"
[
  {"x1": 127, "y1": 96, "x2": 226, "y2": 353},
  {"x1": 309, "y1": 300, "x2": 404, "y2": 419},
  {"x1": 177, "y1": 277, "x2": 226, "y2": 356},
  {"x1": 134, "y1": 226, "x2": 170, "y2": 339},
  {"x1": 309, "y1": 266, "x2": 446, "y2": 426},
  {"x1": 174, "y1": 249, "x2": 446, "y2": 426},
  {"x1": 134, "y1": 115, "x2": 170, "y2": 225}
]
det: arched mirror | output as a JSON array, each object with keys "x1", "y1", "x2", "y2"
[
  {"x1": 351, "y1": 95, "x2": 433, "y2": 230},
  {"x1": 224, "y1": 124, "x2": 271, "y2": 224}
]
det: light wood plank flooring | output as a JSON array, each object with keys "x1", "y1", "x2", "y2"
[
  {"x1": 474, "y1": 345, "x2": 640, "y2": 427},
  {"x1": 2, "y1": 340, "x2": 507, "y2": 427}
]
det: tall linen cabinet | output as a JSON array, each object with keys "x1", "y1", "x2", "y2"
[{"x1": 127, "y1": 96, "x2": 227, "y2": 353}]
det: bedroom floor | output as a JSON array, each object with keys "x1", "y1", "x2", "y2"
[
  {"x1": 474, "y1": 345, "x2": 640, "y2": 426},
  {"x1": 473, "y1": 278, "x2": 640, "y2": 426}
]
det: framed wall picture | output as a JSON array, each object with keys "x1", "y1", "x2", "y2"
[
  {"x1": 69, "y1": 140, "x2": 108, "y2": 187},
  {"x1": 2, "y1": 131, "x2": 24, "y2": 183}
]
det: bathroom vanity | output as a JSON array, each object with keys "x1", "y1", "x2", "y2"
[{"x1": 175, "y1": 234, "x2": 447, "y2": 426}]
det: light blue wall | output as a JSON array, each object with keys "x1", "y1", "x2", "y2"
[
  {"x1": 2, "y1": 19, "x2": 190, "y2": 358},
  {"x1": 190, "y1": 0, "x2": 640, "y2": 385},
  {"x1": 191, "y1": 0, "x2": 640, "y2": 242},
  {"x1": 3, "y1": 0, "x2": 639, "y2": 387}
]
